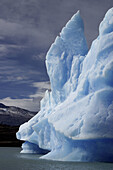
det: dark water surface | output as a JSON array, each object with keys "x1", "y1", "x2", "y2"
[{"x1": 0, "y1": 147, "x2": 113, "y2": 170}]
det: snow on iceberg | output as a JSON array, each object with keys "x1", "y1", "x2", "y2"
[{"x1": 16, "y1": 8, "x2": 113, "y2": 162}]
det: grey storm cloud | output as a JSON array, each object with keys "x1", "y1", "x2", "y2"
[
  {"x1": 0, "y1": 0, "x2": 113, "y2": 46},
  {"x1": 0, "y1": 18, "x2": 54, "y2": 49}
]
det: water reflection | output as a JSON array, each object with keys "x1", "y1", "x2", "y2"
[{"x1": 18, "y1": 152, "x2": 42, "y2": 160}]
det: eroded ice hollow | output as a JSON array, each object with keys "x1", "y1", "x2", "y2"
[{"x1": 16, "y1": 8, "x2": 113, "y2": 162}]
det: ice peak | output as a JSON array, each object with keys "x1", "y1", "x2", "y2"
[
  {"x1": 45, "y1": 10, "x2": 88, "y2": 103},
  {"x1": 69, "y1": 10, "x2": 80, "y2": 22},
  {"x1": 99, "y1": 7, "x2": 113, "y2": 35},
  {"x1": 60, "y1": 10, "x2": 87, "y2": 56}
]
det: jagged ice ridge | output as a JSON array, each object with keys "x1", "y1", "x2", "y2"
[{"x1": 16, "y1": 8, "x2": 113, "y2": 162}]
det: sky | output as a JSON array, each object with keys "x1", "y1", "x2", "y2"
[{"x1": 0, "y1": 0, "x2": 113, "y2": 111}]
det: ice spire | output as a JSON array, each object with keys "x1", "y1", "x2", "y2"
[
  {"x1": 46, "y1": 11, "x2": 88, "y2": 104},
  {"x1": 99, "y1": 8, "x2": 113, "y2": 35}
]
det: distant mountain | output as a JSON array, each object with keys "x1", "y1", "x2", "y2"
[
  {"x1": 0, "y1": 103, "x2": 8, "y2": 108},
  {"x1": 0, "y1": 103, "x2": 36, "y2": 126}
]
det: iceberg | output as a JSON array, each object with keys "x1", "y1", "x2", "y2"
[{"x1": 16, "y1": 8, "x2": 113, "y2": 162}]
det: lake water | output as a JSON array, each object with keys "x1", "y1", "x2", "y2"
[{"x1": 0, "y1": 147, "x2": 113, "y2": 170}]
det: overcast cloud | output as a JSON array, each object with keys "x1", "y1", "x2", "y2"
[{"x1": 0, "y1": 81, "x2": 50, "y2": 111}]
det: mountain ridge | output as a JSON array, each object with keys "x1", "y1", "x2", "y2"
[{"x1": 0, "y1": 103, "x2": 36, "y2": 126}]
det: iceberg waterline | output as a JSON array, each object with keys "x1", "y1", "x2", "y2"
[{"x1": 16, "y1": 8, "x2": 113, "y2": 162}]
